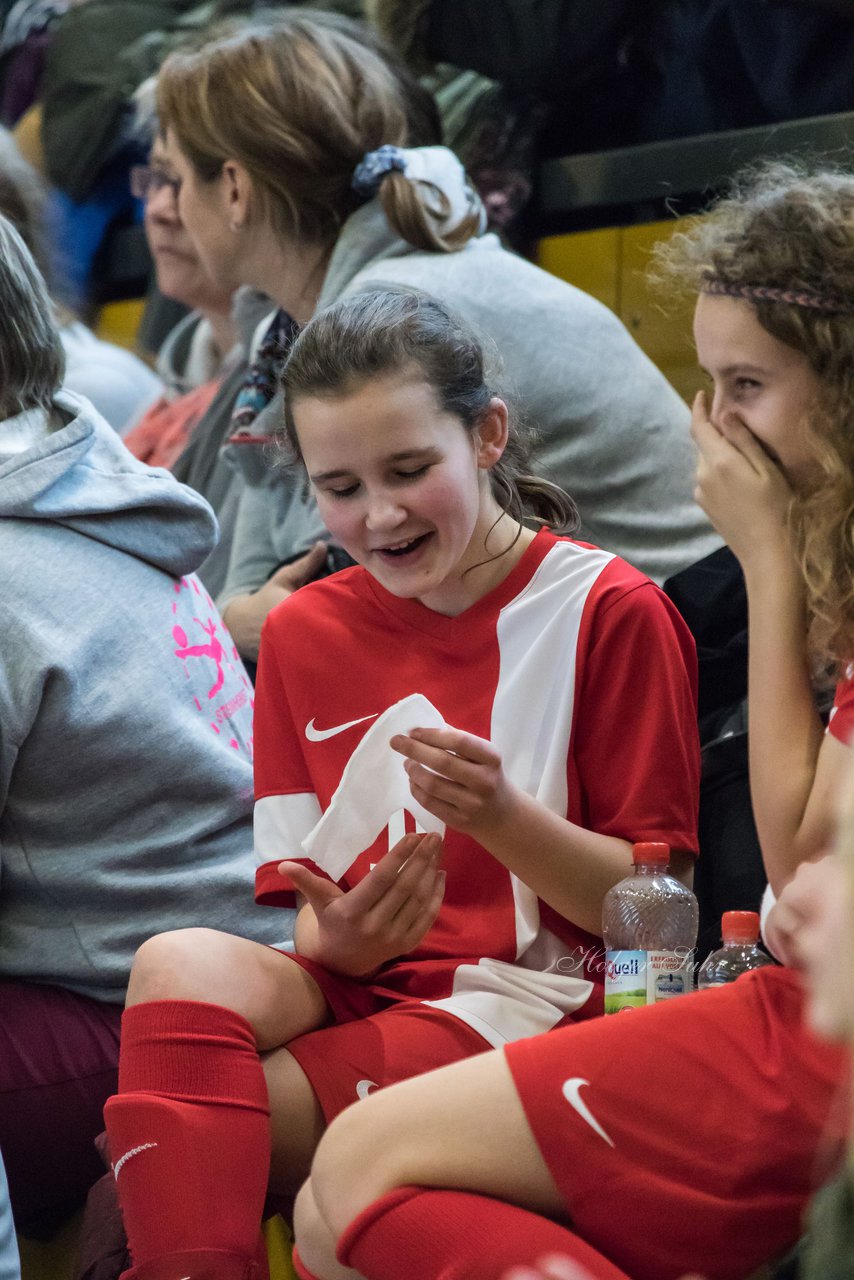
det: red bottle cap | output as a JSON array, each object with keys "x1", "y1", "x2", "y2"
[
  {"x1": 632, "y1": 842, "x2": 669, "y2": 865},
  {"x1": 721, "y1": 910, "x2": 760, "y2": 943}
]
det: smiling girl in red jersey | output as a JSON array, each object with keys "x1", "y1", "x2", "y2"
[{"x1": 103, "y1": 286, "x2": 699, "y2": 1280}]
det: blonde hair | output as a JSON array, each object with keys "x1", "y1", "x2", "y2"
[
  {"x1": 282, "y1": 285, "x2": 579, "y2": 533},
  {"x1": 154, "y1": 9, "x2": 477, "y2": 253},
  {"x1": 653, "y1": 162, "x2": 854, "y2": 671}
]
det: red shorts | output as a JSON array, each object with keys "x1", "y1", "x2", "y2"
[
  {"x1": 505, "y1": 966, "x2": 848, "y2": 1280},
  {"x1": 283, "y1": 954, "x2": 491, "y2": 1123}
]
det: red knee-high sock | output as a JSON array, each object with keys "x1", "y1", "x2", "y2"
[
  {"x1": 104, "y1": 1001, "x2": 271, "y2": 1277},
  {"x1": 338, "y1": 1187, "x2": 632, "y2": 1280}
]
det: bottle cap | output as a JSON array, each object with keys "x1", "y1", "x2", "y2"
[
  {"x1": 632, "y1": 842, "x2": 669, "y2": 865},
  {"x1": 721, "y1": 910, "x2": 760, "y2": 943}
]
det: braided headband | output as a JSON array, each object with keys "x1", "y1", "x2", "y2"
[{"x1": 701, "y1": 275, "x2": 853, "y2": 315}]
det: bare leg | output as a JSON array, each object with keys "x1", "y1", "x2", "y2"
[
  {"x1": 295, "y1": 1046, "x2": 565, "y2": 1279},
  {"x1": 262, "y1": 1047, "x2": 327, "y2": 1196},
  {"x1": 127, "y1": 928, "x2": 329, "y2": 1047}
]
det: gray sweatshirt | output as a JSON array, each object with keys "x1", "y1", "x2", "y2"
[
  {"x1": 218, "y1": 202, "x2": 720, "y2": 598},
  {"x1": 0, "y1": 392, "x2": 290, "y2": 1001}
]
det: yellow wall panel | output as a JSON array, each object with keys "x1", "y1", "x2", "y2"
[
  {"x1": 536, "y1": 228, "x2": 620, "y2": 314},
  {"x1": 536, "y1": 221, "x2": 700, "y2": 404},
  {"x1": 620, "y1": 220, "x2": 699, "y2": 405},
  {"x1": 94, "y1": 299, "x2": 147, "y2": 353}
]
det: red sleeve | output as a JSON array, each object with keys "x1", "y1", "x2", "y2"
[
  {"x1": 252, "y1": 613, "x2": 324, "y2": 907},
  {"x1": 569, "y1": 575, "x2": 700, "y2": 854},
  {"x1": 828, "y1": 668, "x2": 854, "y2": 746}
]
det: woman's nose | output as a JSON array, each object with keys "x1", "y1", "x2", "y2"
[{"x1": 145, "y1": 184, "x2": 179, "y2": 225}]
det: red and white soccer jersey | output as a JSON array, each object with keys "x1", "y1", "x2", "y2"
[{"x1": 253, "y1": 528, "x2": 699, "y2": 1044}]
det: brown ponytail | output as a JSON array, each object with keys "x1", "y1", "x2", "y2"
[{"x1": 379, "y1": 172, "x2": 483, "y2": 252}]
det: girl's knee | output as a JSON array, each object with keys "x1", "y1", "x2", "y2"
[
  {"x1": 310, "y1": 1099, "x2": 402, "y2": 1236},
  {"x1": 127, "y1": 928, "x2": 241, "y2": 1005},
  {"x1": 293, "y1": 1178, "x2": 341, "y2": 1278}
]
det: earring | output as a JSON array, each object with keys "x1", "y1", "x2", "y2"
[{"x1": 229, "y1": 220, "x2": 240, "y2": 233}]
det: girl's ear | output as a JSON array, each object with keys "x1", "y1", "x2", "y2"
[
  {"x1": 222, "y1": 158, "x2": 253, "y2": 231},
  {"x1": 475, "y1": 398, "x2": 509, "y2": 470}
]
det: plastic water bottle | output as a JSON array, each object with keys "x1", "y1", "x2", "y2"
[
  {"x1": 697, "y1": 911, "x2": 776, "y2": 989},
  {"x1": 602, "y1": 842, "x2": 698, "y2": 1013}
]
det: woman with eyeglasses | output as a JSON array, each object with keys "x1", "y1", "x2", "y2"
[{"x1": 123, "y1": 131, "x2": 243, "y2": 473}]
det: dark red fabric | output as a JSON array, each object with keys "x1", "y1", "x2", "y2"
[{"x1": 0, "y1": 979, "x2": 122, "y2": 1236}]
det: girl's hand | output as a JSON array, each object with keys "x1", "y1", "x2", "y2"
[
  {"x1": 690, "y1": 391, "x2": 794, "y2": 568},
  {"x1": 279, "y1": 831, "x2": 445, "y2": 977},
  {"x1": 222, "y1": 542, "x2": 328, "y2": 661},
  {"x1": 763, "y1": 853, "x2": 834, "y2": 971},
  {"x1": 391, "y1": 727, "x2": 519, "y2": 841}
]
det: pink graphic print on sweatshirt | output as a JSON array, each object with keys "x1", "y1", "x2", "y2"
[
  {"x1": 170, "y1": 577, "x2": 254, "y2": 757},
  {"x1": 173, "y1": 615, "x2": 227, "y2": 699}
]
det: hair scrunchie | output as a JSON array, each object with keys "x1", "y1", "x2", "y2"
[
  {"x1": 351, "y1": 144, "x2": 488, "y2": 235},
  {"x1": 351, "y1": 145, "x2": 408, "y2": 199}
]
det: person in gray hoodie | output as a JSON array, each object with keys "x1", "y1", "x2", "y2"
[{"x1": 0, "y1": 212, "x2": 290, "y2": 1235}]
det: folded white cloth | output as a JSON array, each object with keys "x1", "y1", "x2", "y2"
[{"x1": 302, "y1": 693, "x2": 448, "y2": 880}]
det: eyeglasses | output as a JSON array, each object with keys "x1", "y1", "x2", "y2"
[{"x1": 130, "y1": 165, "x2": 182, "y2": 203}]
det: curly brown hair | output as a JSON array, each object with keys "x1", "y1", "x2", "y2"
[{"x1": 653, "y1": 162, "x2": 854, "y2": 671}]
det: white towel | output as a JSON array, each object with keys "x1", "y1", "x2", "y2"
[{"x1": 302, "y1": 693, "x2": 448, "y2": 880}]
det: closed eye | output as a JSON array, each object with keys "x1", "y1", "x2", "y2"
[{"x1": 395, "y1": 465, "x2": 431, "y2": 482}]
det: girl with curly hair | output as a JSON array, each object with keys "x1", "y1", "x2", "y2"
[{"x1": 654, "y1": 162, "x2": 854, "y2": 894}]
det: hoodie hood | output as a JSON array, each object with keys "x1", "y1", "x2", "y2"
[{"x1": 0, "y1": 390, "x2": 217, "y2": 576}]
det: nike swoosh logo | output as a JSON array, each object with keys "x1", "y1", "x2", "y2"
[
  {"x1": 356, "y1": 1079, "x2": 378, "y2": 1100},
  {"x1": 561, "y1": 1078, "x2": 614, "y2": 1147},
  {"x1": 305, "y1": 713, "x2": 378, "y2": 742}
]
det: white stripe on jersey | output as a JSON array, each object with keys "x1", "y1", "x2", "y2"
[
  {"x1": 425, "y1": 955, "x2": 594, "y2": 1048},
  {"x1": 492, "y1": 540, "x2": 614, "y2": 959},
  {"x1": 254, "y1": 791, "x2": 322, "y2": 864}
]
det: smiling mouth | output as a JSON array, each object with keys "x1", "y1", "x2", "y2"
[{"x1": 376, "y1": 534, "x2": 431, "y2": 558}]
